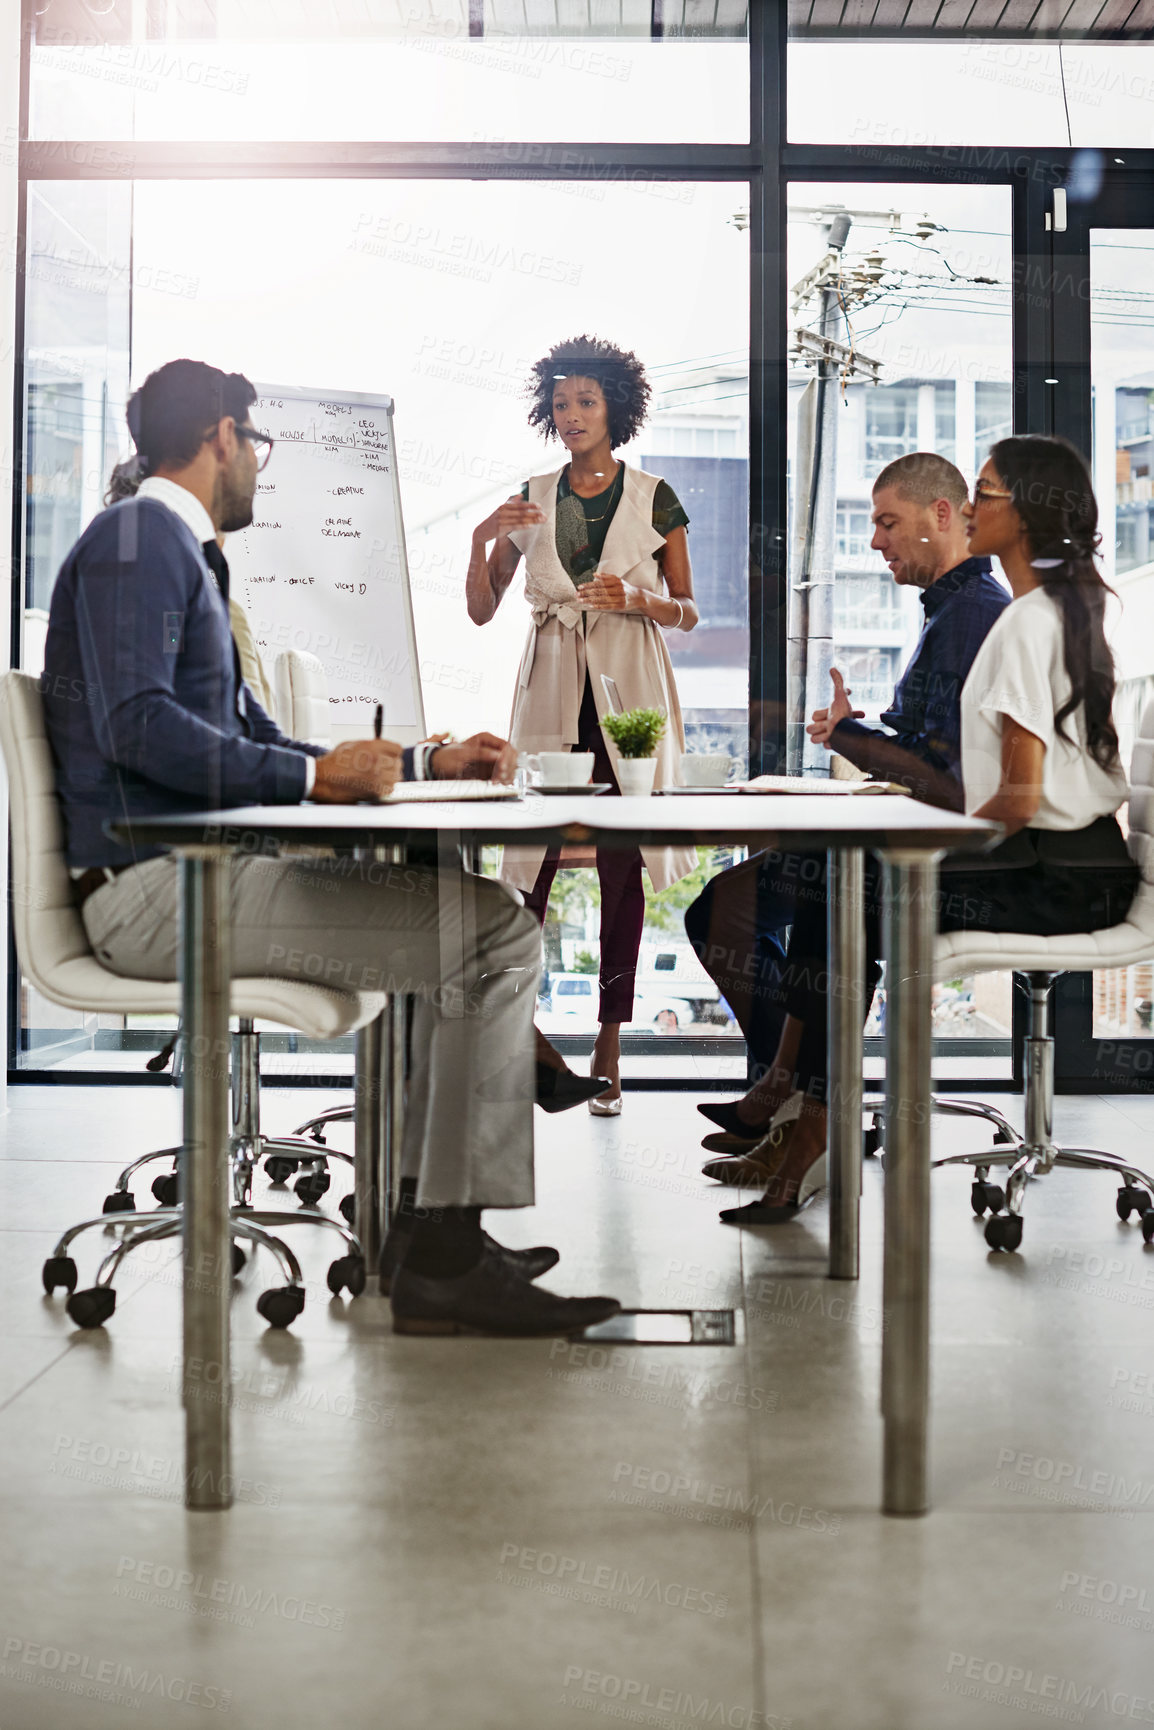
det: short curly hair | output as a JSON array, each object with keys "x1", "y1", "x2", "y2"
[{"x1": 526, "y1": 335, "x2": 651, "y2": 450}]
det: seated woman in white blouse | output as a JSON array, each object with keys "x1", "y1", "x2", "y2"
[
  {"x1": 952, "y1": 433, "x2": 1138, "y2": 932},
  {"x1": 721, "y1": 434, "x2": 1139, "y2": 1226}
]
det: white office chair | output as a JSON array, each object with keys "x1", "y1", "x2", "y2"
[
  {"x1": 868, "y1": 698, "x2": 1154, "y2": 1253},
  {"x1": 0, "y1": 670, "x2": 385, "y2": 1328},
  {"x1": 274, "y1": 648, "x2": 332, "y2": 747}
]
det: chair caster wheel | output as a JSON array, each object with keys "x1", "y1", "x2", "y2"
[
  {"x1": 152, "y1": 1172, "x2": 179, "y2": 1207},
  {"x1": 339, "y1": 1194, "x2": 355, "y2": 1225},
  {"x1": 231, "y1": 1244, "x2": 246, "y2": 1276},
  {"x1": 256, "y1": 1286, "x2": 306, "y2": 1329},
  {"x1": 265, "y1": 1156, "x2": 299, "y2": 1185},
  {"x1": 1116, "y1": 1185, "x2": 1151, "y2": 1222},
  {"x1": 66, "y1": 1286, "x2": 116, "y2": 1328},
  {"x1": 102, "y1": 1191, "x2": 136, "y2": 1214},
  {"x1": 862, "y1": 1122, "x2": 882, "y2": 1159},
  {"x1": 1142, "y1": 1210, "x2": 1154, "y2": 1245},
  {"x1": 971, "y1": 1181, "x2": 1005, "y2": 1217},
  {"x1": 327, "y1": 1254, "x2": 366, "y2": 1297},
  {"x1": 294, "y1": 1171, "x2": 331, "y2": 1206},
  {"x1": 985, "y1": 1213, "x2": 1023, "y2": 1252},
  {"x1": 42, "y1": 1255, "x2": 78, "y2": 1295}
]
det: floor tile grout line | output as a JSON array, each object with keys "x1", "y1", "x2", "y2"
[
  {"x1": 1092, "y1": 1089, "x2": 1154, "y2": 1132},
  {"x1": 0, "y1": 1340, "x2": 87, "y2": 1415}
]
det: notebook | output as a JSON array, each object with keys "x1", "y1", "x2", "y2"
[
  {"x1": 381, "y1": 781, "x2": 520, "y2": 803},
  {"x1": 660, "y1": 776, "x2": 908, "y2": 797},
  {"x1": 741, "y1": 775, "x2": 909, "y2": 797}
]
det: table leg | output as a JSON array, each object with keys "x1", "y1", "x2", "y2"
[
  {"x1": 180, "y1": 852, "x2": 232, "y2": 1512},
  {"x1": 880, "y1": 850, "x2": 939, "y2": 1517},
  {"x1": 384, "y1": 994, "x2": 405, "y2": 1235},
  {"x1": 827, "y1": 847, "x2": 864, "y2": 1281},
  {"x1": 376, "y1": 844, "x2": 410, "y2": 1242},
  {"x1": 354, "y1": 1012, "x2": 387, "y2": 1270}
]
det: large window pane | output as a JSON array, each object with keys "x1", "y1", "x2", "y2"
[
  {"x1": 30, "y1": 1, "x2": 748, "y2": 143},
  {"x1": 1089, "y1": 229, "x2": 1154, "y2": 1045},
  {"x1": 788, "y1": 38, "x2": 1154, "y2": 149},
  {"x1": 24, "y1": 175, "x2": 749, "y2": 1076},
  {"x1": 786, "y1": 180, "x2": 1013, "y2": 1075},
  {"x1": 19, "y1": 181, "x2": 131, "y2": 1069}
]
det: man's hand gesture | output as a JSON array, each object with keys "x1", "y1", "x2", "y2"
[{"x1": 807, "y1": 668, "x2": 865, "y2": 750}]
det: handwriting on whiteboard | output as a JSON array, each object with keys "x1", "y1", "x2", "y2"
[{"x1": 226, "y1": 388, "x2": 421, "y2": 732}]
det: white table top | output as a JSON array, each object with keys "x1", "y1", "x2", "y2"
[{"x1": 113, "y1": 793, "x2": 1000, "y2": 856}]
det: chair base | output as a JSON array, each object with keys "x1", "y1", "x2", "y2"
[
  {"x1": 864, "y1": 973, "x2": 1154, "y2": 1255},
  {"x1": 51, "y1": 1020, "x2": 362, "y2": 1327},
  {"x1": 292, "y1": 1104, "x2": 354, "y2": 1145}
]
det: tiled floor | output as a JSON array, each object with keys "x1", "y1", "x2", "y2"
[{"x1": 1, "y1": 1081, "x2": 1153, "y2": 1729}]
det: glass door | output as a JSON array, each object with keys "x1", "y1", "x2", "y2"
[
  {"x1": 14, "y1": 181, "x2": 134, "y2": 1073},
  {"x1": 1054, "y1": 176, "x2": 1154, "y2": 1090},
  {"x1": 785, "y1": 177, "x2": 1015, "y2": 1086}
]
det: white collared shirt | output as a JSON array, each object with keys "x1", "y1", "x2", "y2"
[
  {"x1": 132, "y1": 476, "x2": 316, "y2": 793},
  {"x1": 135, "y1": 475, "x2": 216, "y2": 547}
]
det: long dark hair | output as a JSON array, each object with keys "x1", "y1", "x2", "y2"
[
  {"x1": 989, "y1": 434, "x2": 1120, "y2": 772},
  {"x1": 104, "y1": 458, "x2": 143, "y2": 506}
]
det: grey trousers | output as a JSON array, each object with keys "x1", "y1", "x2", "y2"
[{"x1": 83, "y1": 853, "x2": 540, "y2": 1211}]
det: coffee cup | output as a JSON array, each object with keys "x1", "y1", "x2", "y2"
[
  {"x1": 680, "y1": 752, "x2": 734, "y2": 788},
  {"x1": 527, "y1": 751, "x2": 595, "y2": 788}
]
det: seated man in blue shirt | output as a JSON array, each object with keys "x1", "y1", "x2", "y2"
[
  {"x1": 685, "y1": 451, "x2": 1009, "y2": 1158},
  {"x1": 43, "y1": 357, "x2": 618, "y2": 1337}
]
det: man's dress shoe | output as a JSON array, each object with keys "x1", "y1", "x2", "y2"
[
  {"x1": 391, "y1": 1246, "x2": 620, "y2": 1337},
  {"x1": 379, "y1": 1225, "x2": 559, "y2": 1297}
]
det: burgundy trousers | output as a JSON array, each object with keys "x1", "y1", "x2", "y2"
[{"x1": 522, "y1": 678, "x2": 646, "y2": 1024}]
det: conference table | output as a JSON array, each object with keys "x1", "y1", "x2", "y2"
[{"x1": 113, "y1": 792, "x2": 997, "y2": 1518}]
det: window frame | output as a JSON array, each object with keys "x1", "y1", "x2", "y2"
[{"x1": 20, "y1": 5, "x2": 1142, "y2": 1092}]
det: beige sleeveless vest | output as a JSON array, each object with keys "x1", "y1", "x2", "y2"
[{"x1": 499, "y1": 462, "x2": 695, "y2": 895}]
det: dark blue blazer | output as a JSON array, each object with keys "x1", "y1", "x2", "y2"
[
  {"x1": 44, "y1": 497, "x2": 325, "y2": 868},
  {"x1": 833, "y1": 557, "x2": 1009, "y2": 782}
]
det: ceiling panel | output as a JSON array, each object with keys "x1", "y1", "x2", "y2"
[{"x1": 789, "y1": 0, "x2": 1154, "y2": 32}]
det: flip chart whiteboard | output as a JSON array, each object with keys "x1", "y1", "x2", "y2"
[{"x1": 226, "y1": 384, "x2": 426, "y2": 745}]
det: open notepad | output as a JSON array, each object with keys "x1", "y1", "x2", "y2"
[
  {"x1": 740, "y1": 774, "x2": 909, "y2": 796},
  {"x1": 380, "y1": 781, "x2": 520, "y2": 803},
  {"x1": 661, "y1": 776, "x2": 909, "y2": 797}
]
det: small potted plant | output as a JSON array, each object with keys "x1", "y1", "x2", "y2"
[{"x1": 601, "y1": 707, "x2": 667, "y2": 796}]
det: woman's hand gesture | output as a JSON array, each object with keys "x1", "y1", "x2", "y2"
[
  {"x1": 580, "y1": 572, "x2": 646, "y2": 614},
  {"x1": 473, "y1": 496, "x2": 545, "y2": 547}
]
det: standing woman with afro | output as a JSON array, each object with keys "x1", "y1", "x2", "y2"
[{"x1": 467, "y1": 336, "x2": 699, "y2": 1113}]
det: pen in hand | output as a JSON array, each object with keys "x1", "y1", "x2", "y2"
[{"x1": 374, "y1": 703, "x2": 383, "y2": 740}]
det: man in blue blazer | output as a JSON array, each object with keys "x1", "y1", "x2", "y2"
[{"x1": 43, "y1": 358, "x2": 618, "y2": 1338}]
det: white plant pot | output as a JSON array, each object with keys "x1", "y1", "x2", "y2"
[{"x1": 615, "y1": 756, "x2": 657, "y2": 797}]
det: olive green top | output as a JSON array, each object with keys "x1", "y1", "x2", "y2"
[{"x1": 520, "y1": 466, "x2": 689, "y2": 584}]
